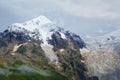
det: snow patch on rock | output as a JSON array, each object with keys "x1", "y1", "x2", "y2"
[{"x1": 41, "y1": 44, "x2": 58, "y2": 62}]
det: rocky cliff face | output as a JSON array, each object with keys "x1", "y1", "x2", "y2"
[
  {"x1": 82, "y1": 30, "x2": 120, "y2": 80},
  {"x1": 0, "y1": 16, "x2": 87, "y2": 80}
]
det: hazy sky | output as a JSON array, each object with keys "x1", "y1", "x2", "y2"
[{"x1": 0, "y1": 0, "x2": 120, "y2": 37}]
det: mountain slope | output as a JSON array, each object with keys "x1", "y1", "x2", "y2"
[
  {"x1": 82, "y1": 30, "x2": 120, "y2": 80},
  {"x1": 0, "y1": 16, "x2": 86, "y2": 80}
]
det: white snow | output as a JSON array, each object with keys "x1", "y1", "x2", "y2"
[
  {"x1": 8, "y1": 16, "x2": 52, "y2": 32},
  {"x1": 11, "y1": 43, "x2": 27, "y2": 55},
  {"x1": 11, "y1": 44, "x2": 22, "y2": 55},
  {"x1": 84, "y1": 29, "x2": 120, "y2": 46},
  {"x1": 59, "y1": 32, "x2": 66, "y2": 39},
  {"x1": 7, "y1": 16, "x2": 67, "y2": 44},
  {"x1": 13, "y1": 44, "x2": 22, "y2": 52},
  {"x1": 41, "y1": 44, "x2": 58, "y2": 62}
]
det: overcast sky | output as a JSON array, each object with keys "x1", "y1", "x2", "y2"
[{"x1": 0, "y1": 0, "x2": 120, "y2": 37}]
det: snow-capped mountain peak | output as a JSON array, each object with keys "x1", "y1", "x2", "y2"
[
  {"x1": 8, "y1": 16, "x2": 53, "y2": 32},
  {"x1": 5, "y1": 16, "x2": 66, "y2": 44},
  {"x1": 23, "y1": 16, "x2": 52, "y2": 27},
  {"x1": 3, "y1": 15, "x2": 85, "y2": 50}
]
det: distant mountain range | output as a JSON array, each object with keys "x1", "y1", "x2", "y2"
[{"x1": 82, "y1": 28, "x2": 120, "y2": 80}]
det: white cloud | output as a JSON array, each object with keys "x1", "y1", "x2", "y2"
[
  {"x1": 0, "y1": 0, "x2": 120, "y2": 19},
  {"x1": 51, "y1": 0, "x2": 120, "y2": 19}
]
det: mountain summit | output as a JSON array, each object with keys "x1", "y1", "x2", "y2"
[
  {"x1": 6, "y1": 16, "x2": 59, "y2": 43},
  {"x1": 3, "y1": 16, "x2": 85, "y2": 48},
  {"x1": 0, "y1": 16, "x2": 86, "y2": 80},
  {"x1": 10, "y1": 16, "x2": 52, "y2": 30}
]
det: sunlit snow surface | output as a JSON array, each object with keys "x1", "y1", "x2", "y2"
[{"x1": 7, "y1": 16, "x2": 66, "y2": 44}]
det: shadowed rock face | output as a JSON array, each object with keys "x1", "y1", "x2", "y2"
[
  {"x1": 47, "y1": 31, "x2": 87, "y2": 80},
  {"x1": 0, "y1": 27, "x2": 87, "y2": 80},
  {"x1": 0, "y1": 35, "x2": 87, "y2": 80},
  {"x1": 48, "y1": 31, "x2": 86, "y2": 50},
  {"x1": 88, "y1": 76, "x2": 99, "y2": 80}
]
